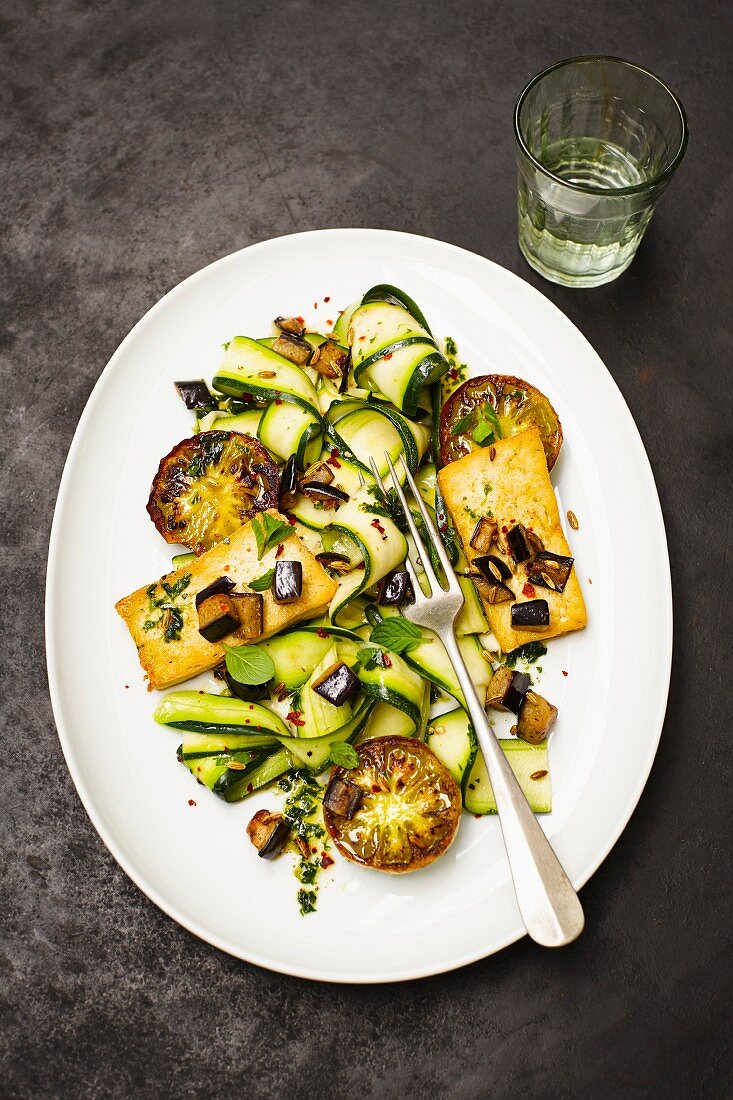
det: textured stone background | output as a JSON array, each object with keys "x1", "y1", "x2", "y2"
[{"x1": 2, "y1": 1, "x2": 732, "y2": 1097}]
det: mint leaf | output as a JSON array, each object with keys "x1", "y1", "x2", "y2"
[
  {"x1": 356, "y1": 646, "x2": 380, "y2": 671},
  {"x1": 449, "y1": 411, "x2": 474, "y2": 437},
  {"x1": 369, "y1": 617, "x2": 422, "y2": 655},
  {"x1": 249, "y1": 568, "x2": 275, "y2": 592},
  {"x1": 330, "y1": 743, "x2": 360, "y2": 769},
  {"x1": 251, "y1": 513, "x2": 293, "y2": 559},
  {"x1": 222, "y1": 643, "x2": 275, "y2": 685}
]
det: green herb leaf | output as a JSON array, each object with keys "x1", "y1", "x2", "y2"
[
  {"x1": 356, "y1": 646, "x2": 380, "y2": 671},
  {"x1": 449, "y1": 411, "x2": 475, "y2": 437},
  {"x1": 504, "y1": 641, "x2": 547, "y2": 668},
  {"x1": 222, "y1": 643, "x2": 275, "y2": 685},
  {"x1": 162, "y1": 573, "x2": 192, "y2": 601},
  {"x1": 248, "y1": 568, "x2": 275, "y2": 592},
  {"x1": 370, "y1": 617, "x2": 422, "y2": 655},
  {"x1": 251, "y1": 513, "x2": 293, "y2": 559},
  {"x1": 330, "y1": 743, "x2": 360, "y2": 769}
]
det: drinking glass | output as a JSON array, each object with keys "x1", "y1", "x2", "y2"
[{"x1": 514, "y1": 56, "x2": 688, "y2": 287}]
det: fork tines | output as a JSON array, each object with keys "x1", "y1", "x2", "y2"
[{"x1": 368, "y1": 453, "x2": 459, "y2": 600}]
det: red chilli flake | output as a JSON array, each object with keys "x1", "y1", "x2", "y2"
[
  {"x1": 275, "y1": 542, "x2": 285, "y2": 558},
  {"x1": 371, "y1": 518, "x2": 386, "y2": 537},
  {"x1": 188, "y1": 799, "x2": 197, "y2": 807},
  {"x1": 501, "y1": 525, "x2": 509, "y2": 534},
  {"x1": 316, "y1": 627, "x2": 329, "y2": 638},
  {"x1": 324, "y1": 296, "x2": 331, "y2": 303},
  {"x1": 327, "y1": 448, "x2": 341, "y2": 468},
  {"x1": 381, "y1": 654, "x2": 392, "y2": 668},
  {"x1": 562, "y1": 670, "x2": 569, "y2": 677},
  {"x1": 275, "y1": 398, "x2": 283, "y2": 406},
  {"x1": 384, "y1": 352, "x2": 393, "y2": 360},
  {"x1": 522, "y1": 582, "x2": 536, "y2": 598},
  {"x1": 286, "y1": 514, "x2": 297, "y2": 525},
  {"x1": 287, "y1": 710, "x2": 306, "y2": 727},
  {"x1": 326, "y1": 319, "x2": 333, "y2": 326},
  {"x1": 313, "y1": 302, "x2": 318, "y2": 309},
  {"x1": 320, "y1": 853, "x2": 334, "y2": 869}
]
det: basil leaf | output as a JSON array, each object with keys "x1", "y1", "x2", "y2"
[
  {"x1": 369, "y1": 617, "x2": 422, "y2": 655},
  {"x1": 330, "y1": 743, "x2": 360, "y2": 769},
  {"x1": 222, "y1": 643, "x2": 275, "y2": 685},
  {"x1": 249, "y1": 568, "x2": 275, "y2": 592}
]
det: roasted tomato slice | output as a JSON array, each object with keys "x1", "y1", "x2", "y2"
[
  {"x1": 322, "y1": 737, "x2": 461, "y2": 873},
  {"x1": 440, "y1": 374, "x2": 563, "y2": 469},
  {"x1": 147, "y1": 431, "x2": 280, "y2": 554}
]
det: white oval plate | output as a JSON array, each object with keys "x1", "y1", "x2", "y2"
[{"x1": 46, "y1": 229, "x2": 671, "y2": 982}]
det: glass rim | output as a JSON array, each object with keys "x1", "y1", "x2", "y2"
[{"x1": 513, "y1": 54, "x2": 689, "y2": 197}]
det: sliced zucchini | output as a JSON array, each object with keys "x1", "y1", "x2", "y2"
[
  {"x1": 178, "y1": 730, "x2": 280, "y2": 756},
  {"x1": 332, "y1": 300, "x2": 359, "y2": 346},
  {"x1": 464, "y1": 740, "x2": 552, "y2": 815},
  {"x1": 277, "y1": 699, "x2": 375, "y2": 771},
  {"x1": 455, "y1": 575, "x2": 490, "y2": 636},
  {"x1": 338, "y1": 638, "x2": 425, "y2": 734},
  {"x1": 197, "y1": 408, "x2": 263, "y2": 436},
  {"x1": 350, "y1": 297, "x2": 448, "y2": 416},
  {"x1": 213, "y1": 337, "x2": 320, "y2": 416},
  {"x1": 426, "y1": 707, "x2": 477, "y2": 789},
  {"x1": 356, "y1": 699, "x2": 417, "y2": 743},
  {"x1": 365, "y1": 606, "x2": 491, "y2": 709},
  {"x1": 257, "y1": 398, "x2": 322, "y2": 470},
  {"x1": 215, "y1": 747, "x2": 294, "y2": 803},
  {"x1": 259, "y1": 630, "x2": 334, "y2": 690},
  {"x1": 154, "y1": 691, "x2": 290, "y2": 739},
  {"x1": 298, "y1": 645, "x2": 353, "y2": 739},
  {"x1": 326, "y1": 494, "x2": 408, "y2": 619}
]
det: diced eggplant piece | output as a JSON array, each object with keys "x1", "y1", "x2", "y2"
[
  {"x1": 312, "y1": 661, "x2": 360, "y2": 707},
  {"x1": 225, "y1": 670, "x2": 269, "y2": 702},
  {"x1": 272, "y1": 333, "x2": 312, "y2": 366},
  {"x1": 376, "y1": 569, "x2": 414, "y2": 607},
  {"x1": 315, "y1": 552, "x2": 352, "y2": 575},
  {"x1": 516, "y1": 691, "x2": 558, "y2": 744},
  {"x1": 323, "y1": 775, "x2": 362, "y2": 819},
  {"x1": 486, "y1": 667, "x2": 531, "y2": 714},
  {"x1": 473, "y1": 554, "x2": 512, "y2": 582},
  {"x1": 511, "y1": 599, "x2": 550, "y2": 630},
  {"x1": 197, "y1": 593, "x2": 241, "y2": 642},
  {"x1": 505, "y1": 524, "x2": 532, "y2": 563},
  {"x1": 231, "y1": 591, "x2": 264, "y2": 640},
  {"x1": 279, "y1": 455, "x2": 299, "y2": 511},
  {"x1": 300, "y1": 460, "x2": 334, "y2": 486},
  {"x1": 470, "y1": 516, "x2": 499, "y2": 555},
  {"x1": 527, "y1": 551, "x2": 575, "y2": 593},
  {"x1": 310, "y1": 340, "x2": 349, "y2": 380},
  {"x1": 174, "y1": 380, "x2": 213, "y2": 410},
  {"x1": 470, "y1": 572, "x2": 514, "y2": 605},
  {"x1": 195, "y1": 575, "x2": 235, "y2": 611},
  {"x1": 274, "y1": 316, "x2": 306, "y2": 338},
  {"x1": 273, "y1": 560, "x2": 303, "y2": 603},
  {"x1": 247, "y1": 810, "x2": 290, "y2": 859},
  {"x1": 299, "y1": 483, "x2": 349, "y2": 509}
]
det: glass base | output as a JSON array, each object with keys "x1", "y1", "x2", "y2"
[{"x1": 518, "y1": 235, "x2": 637, "y2": 288}]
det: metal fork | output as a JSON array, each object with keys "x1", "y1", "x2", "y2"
[{"x1": 371, "y1": 452, "x2": 584, "y2": 948}]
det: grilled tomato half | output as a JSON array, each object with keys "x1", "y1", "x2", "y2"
[
  {"x1": 440, "y1": 374, "x2": 562, "y2": 469},
  {"x1": 147, "y1": 431, "x2": 279, "y2": 554},
  {"x1": 322, "y1": 737, "x2": 461, "y2": 873}
]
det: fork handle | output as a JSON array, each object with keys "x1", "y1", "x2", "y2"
[{"x1": 443, "y1": 632, "x2": 584, "y2": 947}]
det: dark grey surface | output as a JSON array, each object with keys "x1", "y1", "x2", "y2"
[{"x1": 2, "y1": 0, "x2": 732, "y2": 1096}]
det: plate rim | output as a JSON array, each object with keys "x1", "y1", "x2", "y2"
[{"x1": 45, "y1": 228, "x2": 673, "y2": 983}]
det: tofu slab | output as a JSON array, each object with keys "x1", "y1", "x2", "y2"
[
  {"x1": 115, "y1": 511, "x2": 337, "y2": 689},
  {"x1": 438, "y1": 428, "x2": 586, "y2": 652}
]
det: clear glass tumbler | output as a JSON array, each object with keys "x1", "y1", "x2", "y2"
[{"x1": 514, "y1": 56, "x2": 688, "y2": 287}]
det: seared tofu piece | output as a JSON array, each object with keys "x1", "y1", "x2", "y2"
[
  {"x1": 438, "y1": 428, "x2": 586, "y2": 652},
  {"x1": 115, "y1": 511, "x2": 337, "y2": 689}
]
